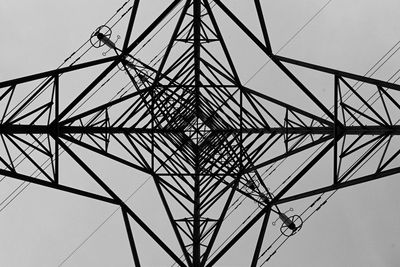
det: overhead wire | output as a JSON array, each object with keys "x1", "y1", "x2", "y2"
[
  {"x1": 258, "y1": 121, "x2": 400, "y2": 266},
  {"x1": 2, "y1": 0, "x2": 134, "y2": 123},
  {"x1": 257, "y1": 47, "x2": 400, "y2": 264},
  {"x1": 57, "y1": 2, "x2": 192, "y2": 265},
  {"x1": 342, "y1": 41, "x2": 400, "y2": 126},
  {"x1": 257, "y1": 40, "x2": 400, "y2": 265},
  {"x1": 56, "y1": 1, "x2": 400, "y2": 264},
  {"x1": 169, "y1": 0, "x2": 337, "y2": 264},
  {"x1": 267, "y1": 10, "x2": 400, "y2": 213},
  {"x1": 0, "y1": 0, "x2": 136, "y2": 207},
  {"x1": 57, "y1": 174, "x2": 151, "y2": 267},
  {"x1": 3, "y1": 0, "x2": 397, "y2": 265},
  {"x1": 242, "y1": 5, "x2": 400, "y2": 212},
  {"x1": 1, "y1": 0, "x2": 177, "y2": 226},
  {"x1": 0, "y1": 7, "x2": 157, "y2": 267},
  {"x1": 201, "y1": 2, "x2": 400, "y2": 265},
  {"x1": 0, "y1": 74, "x2": 135, "y2": 214},
  {"x1": 244, "y1": 0, "x2": 334, "y2": 85},
  {"x1": 27, "y1": 0, "x2": 400, "y2": 265},
  {"x1": 0, "y1": 0, "x2": 135, "y2": 213},
  {"x1": 0, "y1": 75, "x2": 134, "y2": 214},
  {"x1": 57, "y1": 0, "x2": 339, "y2": 265}
]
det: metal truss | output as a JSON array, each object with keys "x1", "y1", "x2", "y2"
[{"x1": 1, "y1": 0, "x2": 400, "y2": 266}]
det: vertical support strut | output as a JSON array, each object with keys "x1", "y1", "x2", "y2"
[
  {"x1": 123, "y1": 0, "x2": 140, "y2": 51},
  {"x1": 2, "y1": 2, "x2": 400, "y2": 266},
  {"x1": 254, "y1": 0, "x2": 272, "y2": 55},
  {"x1": 193, "y1": 0, "x2": 202, "y2": 265},
  {"x1": 251, "y1": 208, "x2": 271, "y2": 267},
  {"x1": 334, "y1": 75, "x2": 339, "y2": 184},
  {"x1": 53, "y1": 75, "x2": 60, "y2": 184},
  {"x1": 122, "y1": 209, "x2": 141, "y2": 267}
]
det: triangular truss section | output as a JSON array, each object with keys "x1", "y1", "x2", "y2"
[{"x1": 1, "y1": 1, "x2": 400, "y2": 267}]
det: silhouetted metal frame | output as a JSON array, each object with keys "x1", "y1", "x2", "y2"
[{"x1": 1, "y1": 0, "x2": 400, "y2": 266}]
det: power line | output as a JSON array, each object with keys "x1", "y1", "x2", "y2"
[
  {"x1": 58, "y1": 176, "x2": 150, "y2": 267},
  {"x1": 244, "y1": 0, "x2": 334, "y2": 85},
  {"x1": 0, "y1": 0, "x2": 136, "y2": 219},
  {"x1": 59, "y1": 1, "x2": 337, "y2": 265}
]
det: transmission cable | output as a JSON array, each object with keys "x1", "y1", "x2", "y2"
[
  {"x1": 0, "y1": 0, "x2": 181, "y2": 220},
  {"x1": 0, "y1": 0, "x2": 135, "y2": 215},
  {"x1": 168, "y1": 0, "x2": 337, "y2": 265},
  {"x1": 245, "y1": 0, "x2": 333, "y2": 85},
  {"x1": 258, "y1": 120, "x2": 400, "y2": 265},
  {"x1": 54, "y1": 1, "x2": 339, "y2": 265},
  {"x1": 255, "y1": 39, "x2": 400, "y2": 264},
  {"x1": 195, "y1": 3, "x2": 400, "y2": 265},
  {"x1": 45, "y1": 0, "x2": 400, "y2": 265},
  {"x1": 3, "y1": 0, "x2": 134, "y2": 123}
]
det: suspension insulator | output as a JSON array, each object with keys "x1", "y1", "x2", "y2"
[
  {"x1": 279, "y1": 213, "x2": 296, "y2": 230},
  {"x1": 122, "y1": 58, "x2": 136, "y2": 69},
  {"x1": 260, "y1": 193, "x2": 270, "y2": 202},
  {"x1": 247, "y1": 180, "x2": 257, "y2": 190},
  {"x1": 244, "y1": 179, "x2": 257, "y2": 193},
  {"x1": 90, "y1": 25, "x2": 113, "y2": 48},
  {"x1": 96, "y1": 32, "x2": 117, "y2": 50},
  {"x1": 279, "y1": 214, "x2": 303, "y2": 237}
]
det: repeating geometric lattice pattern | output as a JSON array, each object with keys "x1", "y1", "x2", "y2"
[{"x1": 1, "y1": 1, "x2": 400, "y2": 266}]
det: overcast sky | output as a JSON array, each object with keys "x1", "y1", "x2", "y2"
[{"x1": 0, "y1": 1, "x2": 400, "y2": 266}]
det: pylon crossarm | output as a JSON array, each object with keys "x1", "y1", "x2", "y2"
[
  {"x1": 58, "y1": 139, "x2": 187, "y2": 267},
  {"x1": 122, "y1": 0, "x2": 140, "y2": 52},
  {"x1": 0, "y1": 56, "x2": 118, "y2": 89},
  {"x1": 1, "y1": 1, "x2": 400, "y2": 266},
  {"x1": 212, "y1": 0, "x2": 272, "y2": 56},
  {"x1": 0, "y1": 168, "x2": 117, "y2": 205},
  {"x1": 276, "y1": 55, "x2": 400, "y2": 91},
  {"x1": 276, "y1": 165, "x2": 400, "y2": 205}
]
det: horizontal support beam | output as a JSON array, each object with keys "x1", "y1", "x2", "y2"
[
  {"x1": 0, "y1": 56, "x2": 118, "y2": 88},
  {"x1": 1, "y1": 124, "x2": 400, "y2": 135},
  {"x1": 276, "y1": 166, "x2": 400, "y2": 204},
  {"x1": 0, "y1": 169, "x2": 118, "y2": 204},
  {"x1": 275, "y1": 55, "x2": 400, "y2": 91}
]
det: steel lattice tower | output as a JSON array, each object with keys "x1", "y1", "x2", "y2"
[{"x1": 1, "y1": 1, "x2": 400, "y2": 266}]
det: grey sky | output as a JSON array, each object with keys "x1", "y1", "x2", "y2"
[{"x1": 0, "y1": 0, "x2": 400, "y2": 266}]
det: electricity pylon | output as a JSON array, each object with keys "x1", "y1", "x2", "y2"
[{"x1": 1, "y1": 1, "x2": 400, "y2": 266}]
